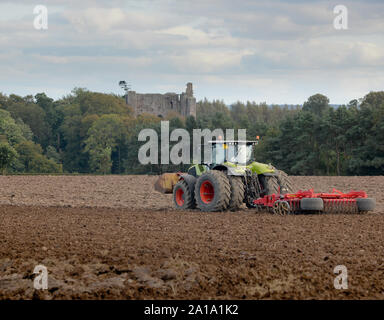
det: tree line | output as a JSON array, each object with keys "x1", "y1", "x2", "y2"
[{"x1": 0, "y1": 88, "x2": 383, "y2": 175}]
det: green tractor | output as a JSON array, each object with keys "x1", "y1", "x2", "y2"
[{"x1": 154, "y1": 140, "x2": 295, "y2": 212}]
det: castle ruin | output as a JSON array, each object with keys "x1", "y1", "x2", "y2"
[{"x1": 127, "y1": 83, "x2": 196, "y2": 118}]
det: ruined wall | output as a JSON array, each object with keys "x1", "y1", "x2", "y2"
[{"x1": 127, "y1": 83, "x2": 196, "y2": 118}]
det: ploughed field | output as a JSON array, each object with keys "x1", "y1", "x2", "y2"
[{"x1": 0, "y1": 175, "x2": 383, "y2": 299}]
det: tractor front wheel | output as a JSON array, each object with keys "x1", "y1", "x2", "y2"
[
  {"x1": 195, "y1": 170, "x2": 231, "y2": 212},
  {"x1": 173, "y1": 179, "x2": 195, "y2": 210}
]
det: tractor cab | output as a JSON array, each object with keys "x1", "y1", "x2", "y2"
[
  {"x1": 209, "y1": 140, "x2": 258, "y2": 166},
  {"x1": 186, "y1": 140, "x2": 259, "y2": 177}
]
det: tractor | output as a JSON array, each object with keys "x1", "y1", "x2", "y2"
[
  {"x1": 155, "y1": 140, "x2": 296, "y2": 212},
  {"x1": 155, "y1": 139, "x2": 376, "y2": 214}
]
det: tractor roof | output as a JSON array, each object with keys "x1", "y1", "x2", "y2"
[{"x1": 207, "y1": 140, "x2": 258, "y2": 145}]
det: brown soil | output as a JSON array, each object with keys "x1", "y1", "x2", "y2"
[{"x1": 0, "y1": 175, "x2": 383, "y2": 300}]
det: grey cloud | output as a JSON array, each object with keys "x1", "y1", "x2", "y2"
[{"x1": 0, "y1": 0, "x2": 383, "y2": 104}]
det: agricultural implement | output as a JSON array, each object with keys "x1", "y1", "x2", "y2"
[
  {"x1": 252, "y1": 189, "x2": 375, "y2": 215},
  {"x1": 155, "y1": 139, "x2": 376, "y2": 214}
]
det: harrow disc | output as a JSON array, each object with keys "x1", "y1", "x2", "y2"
[
  {"x1": 273, "y1": 200, "x2": 290, "y2": 215},
  {"x1": 273, "y1": 201, "x2": 280, "y2": 215},
  {"x1": 323, "y1": 199, "x2": 358, "y2": 214},
  {"x1": 278, "y1": 201, "x2": 290, "y2": 216}
]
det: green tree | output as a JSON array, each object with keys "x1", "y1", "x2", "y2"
[
  {"x1": 0, "y1": 142, "x2": 17, "y2": 174},
  {"x1": 35, "y1": 93, "x2": 64, "y2": 149},
  {"x1": 0, "y1": 109, "x2": 27, "y2": 145},
  {"x1": 5, "y1": 94, "x2": 51, "y2": 148},
  {"x1": 348, "y1": 91, "x2": 384, "y2": 175},
  {"x1": 302, "y1": 94, "x2": 330, "y2": 116},
  {"x1": 46, "y1": 145, "x2": 61, "y2": 164},
  {"x1": 84, "y1": 114, "x2": 131, "y2": 174},
  {"x1": 59, "y1": 88, "x2": 133, "y2": 172},
  {"x1": 185, "y1": 115, "x2": 197, "y2": 134},
  {"x1": 15, "y1": 141, "x2": 62, "y2": 173}
]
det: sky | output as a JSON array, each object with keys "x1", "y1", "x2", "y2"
[{"x1": 0, "y1": 0, "x2": 383, "y2": 105}]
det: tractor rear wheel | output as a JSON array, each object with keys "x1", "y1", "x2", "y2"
[
  {"x1": 276, "y1": 169, "x2": 296, "y2": 193},
  {"x1": 173, "y1": 180, "x2": 195, "y2": 210},
  {"x1": 228, "y1": 176, "x2": 245, "y2": 211},
  {"x1": 262, "y1": 176, "x2": 280, "y2": 195},
  {"x1": 261, "y1": 170, "x2": 295, "y2": 196},
  {"x1": 195, "y1": 170, "x2": 231, "y2": 212}
]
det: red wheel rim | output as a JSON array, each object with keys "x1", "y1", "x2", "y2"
[
  {"x1": 200, "y1": 180, "x2": 214, "y2": 204},
  {"x1": 175, "y1": 188, "x2": 184, "y2": 206}
]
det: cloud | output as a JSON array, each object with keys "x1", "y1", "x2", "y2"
[
  {"x1": 63, "y1": 8, "x2": 125, "y2": 32},
  {"x1": 0, "y1": 0, "x2": 383, "y2": 104}
]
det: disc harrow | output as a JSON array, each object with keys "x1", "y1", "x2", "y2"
[{"x1": 253, "y1": 189, "x2": 375, "y2": 214}]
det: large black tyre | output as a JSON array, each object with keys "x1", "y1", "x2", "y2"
[
  {"x1": 195, "y1": 170, "x2": 231, "y2": 212},
  {"x1": 263, "y1": 176, "x2": 280, "y2": 195},
  {"x1": 275, "y1": 169, "x2": 296, "y2": 194},
  {"x1": 173, "y1": 180, "x2": 195, "y2": 210},
  {"x1": 228, "y1": 176, "x2": 245, "y2": 211},
  {"x1": 356, "y1": 198, "x2": 375, "y2": 212},
  {"x1": 300, "y1": 198, "x2": 324, "y2": 211},
  {"x1": 260, "y1": 170, "x2": 295, "y2": 196}
]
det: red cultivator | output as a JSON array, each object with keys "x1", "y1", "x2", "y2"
[{"x1": 253, "y1": 189, "x2": 376, "y2": 215}]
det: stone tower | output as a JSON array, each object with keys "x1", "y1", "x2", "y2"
[{"x1": 127, "y1": 83, "x2": 196, "y2": 118}]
